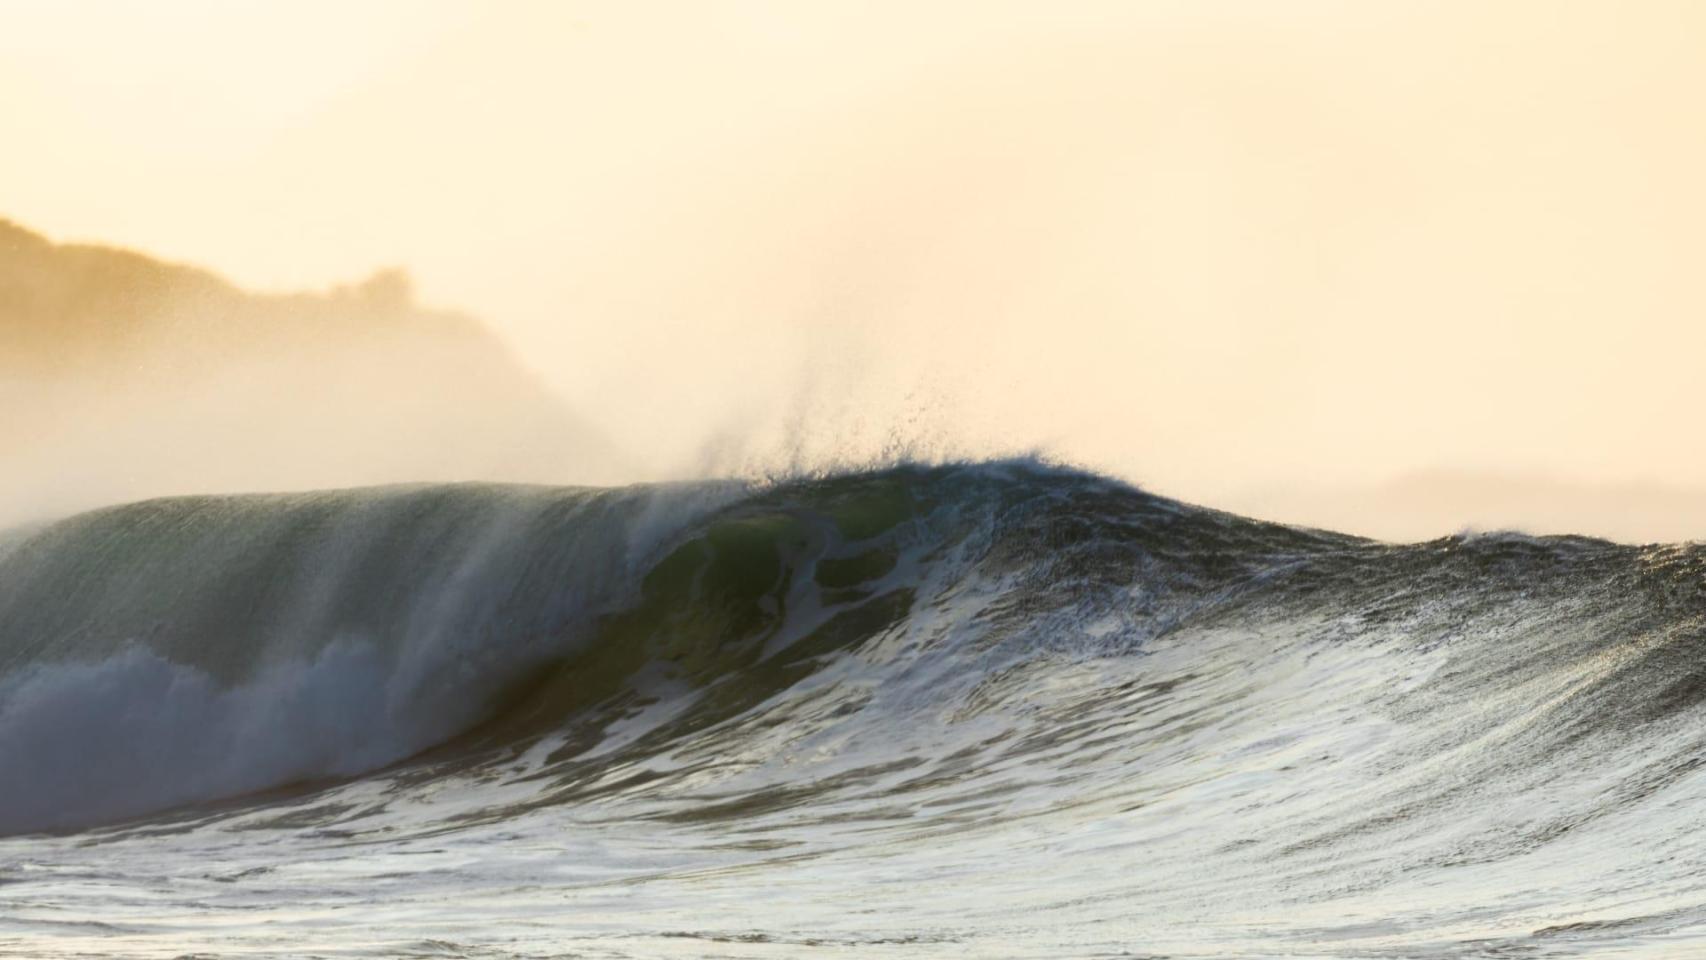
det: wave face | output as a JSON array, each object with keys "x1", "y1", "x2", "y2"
[{"x1": 3, "y1": 461, "x2": 1706, "y2": 957}]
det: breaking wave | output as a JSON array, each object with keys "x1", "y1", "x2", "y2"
[{"x1": 4, "y1": 460, "x2": 1706, "y2": 956}]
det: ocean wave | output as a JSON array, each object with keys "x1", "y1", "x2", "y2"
[{"x1": 2, "y1": 460, "x2": 1704, "y2": 862}]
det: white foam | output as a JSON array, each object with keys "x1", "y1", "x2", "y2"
[{"x1": 0, "y1": 640, "x2": 480, "y2": 835}]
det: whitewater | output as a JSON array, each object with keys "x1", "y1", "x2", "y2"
[{"x1": 3, "y1": 460, "x2": 1705, "y2": 958}]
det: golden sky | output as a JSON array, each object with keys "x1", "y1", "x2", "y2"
[{"x1": 5, "y1": 0, "x2": 1705, "y2": 534}]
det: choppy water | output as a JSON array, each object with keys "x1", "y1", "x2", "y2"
[{"x1": 3, "y1": 461, "x2": 1706, "y2": 957}]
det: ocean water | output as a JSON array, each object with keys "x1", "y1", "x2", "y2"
[{"x1": 3, "y1": 460, "x2": 1705, "y2": 958}]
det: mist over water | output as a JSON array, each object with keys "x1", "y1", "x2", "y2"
[
  {"x1": 0, "y1": 220, "x2": 634, "y2": 527},
  {"x1": 10, "y1": 3, "x2": 1706, "y2": 540}
]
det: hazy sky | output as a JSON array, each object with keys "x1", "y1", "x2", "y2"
[{"x1": 5, "y1": 0, "x2": 1705, "y2": 517}]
